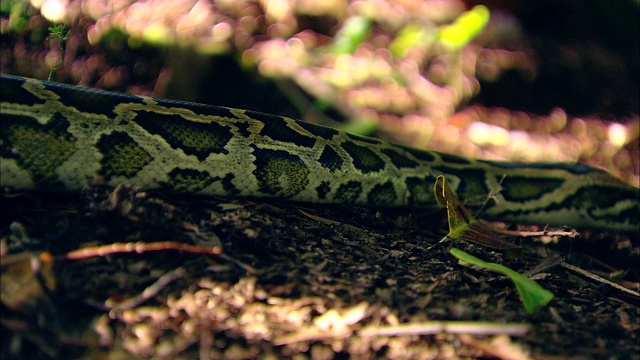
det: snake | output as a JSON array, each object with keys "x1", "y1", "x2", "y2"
[{"x1": 1, "y1": 74, "x2": 638, "y2": 232}]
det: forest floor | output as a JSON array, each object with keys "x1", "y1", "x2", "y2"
[{"x1": 1, "y1": 183, "x2": 638, "y2": 359}]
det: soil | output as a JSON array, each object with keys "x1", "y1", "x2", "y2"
[{"x1": 1, "y1": 182, "x2": 638, "y2": 359}]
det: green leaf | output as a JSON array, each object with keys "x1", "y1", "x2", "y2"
[{"x1": 450, "y1": 248, "x2": 555, "y2": 313}]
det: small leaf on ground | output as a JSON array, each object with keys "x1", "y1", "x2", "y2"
[{"x1": 450, "y1": 247, "x2": 555, "y2": 313}]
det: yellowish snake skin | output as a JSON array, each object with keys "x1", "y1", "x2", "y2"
[{"x1": 1, "y1": 75, "x2": 638, "y2": 232}]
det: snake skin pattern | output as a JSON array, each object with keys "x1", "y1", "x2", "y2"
[{"x1": 1, "y1": 75, "x2": 638, "y2": 231}]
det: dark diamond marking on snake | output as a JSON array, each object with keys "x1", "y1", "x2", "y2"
[
  {"x1": 317, "y1": 146, "x2": 344, "y2": 172},
  {"x1": 342, "y1": 141, "x2": 386, "y2": 173},
  {"x1": 368, "y1": 181, "x2": 397, "y2": 205},
  {"x1": 396, "y1": 144, "x2": 436, "y2": 162},
  {"x1": 164, "y1": 168, "x2": 216, "y2": 192},
  {"x1": 316, "y1": 181, "x2": 331, "y2": 200},
  {"x1": 47, "y1": 81, "x2": 145, "y2": 117},
  {"x1": 480, "y1": 160, "x2": 601, "y2": 175},
  {"x1": 436, "y1": 152, "x2": 472, "y2": 164},
  {"x1": 219, "y1": 172, "x2": 240, "y2": 196},
  {"x1": 296, "y1": 121, "x2": 340, "y2": 140},
  {"x1": 251, "y1": 146, "x2": 310, "y2": 198},
  {"x1": 1, "y1": 112, "x2": 77, "y2": 188},
  {"x1": 335, "y1": 180, "x2": 363, "y2": 203},
  {"x1": 97, "y1": 131, "x2": 152, "y2": 179},
  {"x1": 346, "y1": 133, "x2": 382, "y2": 144},
  {"x1": 381, "y1": 148, "x2": 419, "y2": 169},
  {"x1": 499, "y1": 175, "x2": 565, "y2": 202},
  {"x1": 258, "y1": 116, "x2": 317, "y2": 148},
  {"x1": 405, "y1": 176, "x2": 439, "y2": 206},
  {"x1": 134, "y1": 110, "x2": 233, "y2": 161},
  {"x1": 1, "y1": 76, "x2": 46, "y2": 106},
  {"x1": 154, "y1": 99, "x2": 239, "y2": 119},
  {"x1": 233, "y1": 122, "x2": 252, "y2": 138}
]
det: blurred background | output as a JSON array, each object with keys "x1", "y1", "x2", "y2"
[{"x1": 1, "y1": 0, "x2": 638, "y2": 186}]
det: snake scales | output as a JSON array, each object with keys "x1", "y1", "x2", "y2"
[{"x1": 1, "y1": 75, "x2": 638, "y2": 232}]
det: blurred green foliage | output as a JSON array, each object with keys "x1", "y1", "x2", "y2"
[
  {"x1": 390, "y1": 24, "x2": 436, "y2": 58},
  {"x1": 331, "y1": 15, "x2": 373, "y2": 55},
  {"x1": 2, "y1": 0, "x2": 29, "y2": 32},
  {"x1": 438, "y1": 5, "x2": 490, "y2": 50}
]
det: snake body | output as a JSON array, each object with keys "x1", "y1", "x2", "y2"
[{"x1": 1, "y1": 75, "x2": 638, "y2": 231}]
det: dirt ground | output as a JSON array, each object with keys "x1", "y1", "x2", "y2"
[{"x1": 1, "y1": 182, "x2": 638, "y2": 359}]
